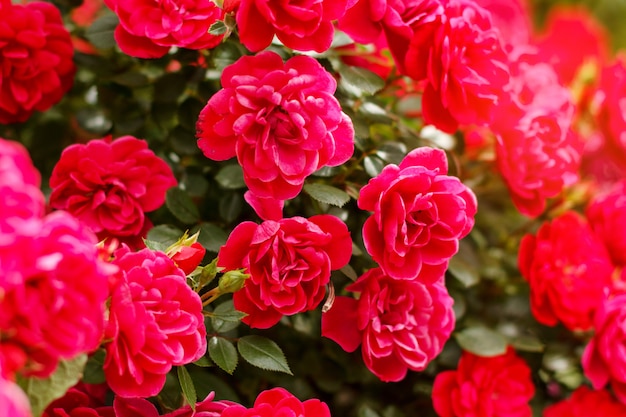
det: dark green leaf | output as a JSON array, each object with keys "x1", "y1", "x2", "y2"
[
  {"x1": 85, "y1": 14, "x2": 118, "y2": 50},
  {"x1": 511, "y1": 335, "x2": 545, "y2": 353},
  {"x1": 193, "y1": 356, "x2": 214, "y2": 367},
  {"x1": 364, "y1": 155, "x2": 385, "y2": 178},
  {"x1": 208, "y1": 336, "x2": 238, "y2": 374},
  {"x1": 18, "y1": 354, "x2": 87, "y2": 417},
  {"x1": 147, "y1": 224, "x2": 183, "y2": 246},
  {"x1": 339, "y1": 66, "x2": 385, "y2": 96},
  {"x1": 154, "y1": 73, "x2": 188, "y2": 103},
  {"x1": 196, "y1": 223, "x2": 228, "y2": 253},
  {"x1": 211, "y1": 300, "x2": 247, "y2": 333},
  {"x1": 455, "y1": 327, "x2": 508, "y2": 357},
  {"x1": 112, "y1": 71, "x2": 149, "y2": 88},
  {"x1": 83, "y1": 349, "x2": 106, "y2": 384},
  {"x1": 219, "y1": 192, "x2": 243, "y2": 223},
  {"x1": 209, "y1": 20, "x2": 228, "y2": 36},
  {"x1": 215, "y1": 164, "x2": 246, "y2": 190},
  {"x1": 178, "y1": 98, "x2": 205, "y2": 131},
  {"x1": 166, "y1": 187, "x2": 201, "y2": 224},
  {"x1": 304, "y1": 183, "x2": 350, "y2": 208},
  {"x1": 237, "y1": 335, "x2": 292, "y2": 375},
  {"x1": 177, "y1": 366, "x2": 197, "y2": 411},
  {"x1": 448, "y1": 256, "x2": 480, "y2": 288},
  {"x1": 143, "y1": 238, "x2": 169, "y2": 253}
]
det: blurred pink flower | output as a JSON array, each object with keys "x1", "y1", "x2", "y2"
[
  {"x1": 432, "y1": 347, "x2": 534, "y2": 417},
  {"x1": 49, "y1": 136, "x2": 176, "y2": 246},
  {"x1": 518, "y1": 211, "x2": 614, "y2": 331},
  {"x1": 583, "y1": 294, "x2": 626, "y2": 404},
  {"x1": 197, "y1": 51, "x2": 354, "y2": 200},
  {"x1": 219, "y1": 215, "x2": 352, "y2": 329},
  {"x1": 0, "y1": 377, "x2": 32, "y2": 417},
  {"x1": 0, "y1": 1, "x2": 75, "y2": 124},
  {"x1": 358, "y1": 147, "x2": 477, "y2": 281},
  {"x1": 235, "y1": 0, "x2": 351, "y2": 52},
  {"x1": 103, "y1": 247, "x2": 206, "y2": 398},
  {"x1": 0, "y1": 212, "x2": 113, "y2": 378},
  {"x1": 322, "y1": 267, "x2": 455, "y2": 382},
  {"x1": 103, "y1": 0, "x2": 224, "y2": 58},
  {"x1": 221, "y1": 388, "x2": 330, "y2": 417},
  {"x1": 587, "y1": 181, "x2": 626, "y2": 267},
  {"x1": 543, "y1": 385, "x2": 626, "y2": 417}
]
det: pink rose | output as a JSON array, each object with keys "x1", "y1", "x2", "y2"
[
  {"x1": 103, "y1": 246, "x2": 207, "y2": 398},
  {"x1": 221, "y1": 388, "x2": 330, "y2": 417},
  {"x1": 518, "y1": 211, "x2": 614, "y2": 331},
  {"x1": 49, "y1": 136, "x2": 177, "y2": 245},
  {"x1": 543, "y1": 386, "x2": 626, "y2": 417},
  {"x1": 432, "y1": 348, "x2": 535, "y2": 417},
  {"x1": 196, "y1": 51, "x2": 354, "y2": 200},
  {"x1": 219, "y1": 215, "x2": 352, "y2": 329},
  {"x1": 474, "y1": 0, "x2": 531, "y2": 48},
  {"x1": 582, "y1": 295, "x2": 626, "y2": 403},
  {"x1": 0, "y1": 138, "x2": 40, "y2": 188},
  {"x1": 112, "y1": 392, "x2": 235, "y2": 417},
  {"x1": 0, "y1": 377, "x2": 32, "y2": 417},
  {"x1": 322, "y1": 267, "x2": 455, "y2": 382},
  {"x1": 103, "y1": 0, "x2": 224, "y2": 59},
  {"x1": 597, "y1": 58, "x2": 626, "y2": 167},
  {"x1": 587, "y1": 181, "x2": 626, "y2": 266},
  {"x1": 236, "y1": 0, "x2": 351, "y2": 52},
  {"x1": 0, "y1": 211, "x2": 112, "y2": 378},
  {"x1": 358, "y1": 147, "x2": 477, "y2": 281},
  {"x1": 404, "y1": 0, "x2": 510, "y2": 132},
  {"x1": 0, "y1": 1, "x2": 75, "y2": 124}
]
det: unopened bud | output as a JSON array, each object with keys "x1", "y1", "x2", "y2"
[{"x1": 218, "y1": 269, "x2": 249, "y2": 294}]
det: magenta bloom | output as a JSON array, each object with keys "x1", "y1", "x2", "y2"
[
  {"x1": 112, "y1": 392, "x2": 234, "y2": 417},
  {"x1": 103, "y1": 247, "x2": 206, "y2": 398},
  {"x1": 518, "y1": 211, "x2": 614, "y2": 331},
  {"x1": 219, "y1": 215, "x2": 352, "y2": 329},
  {"x1": 221, "y1": 388, "x2": 330, "y2": 417},
  {"x1": 49, "y1": 136, "x2": 176, "y2": 244},
  {"x1": 0, "y1": 377, "x2": 32, "y2": 417},
  {"x1": 0, "y1": 212, "x2": 112, "y2": 378},
  {"x1": 196, "y1": 51, "x2": 354, "y2": 201},
  {"x1": 432, "y1": 348, "x2": 535, "y2": 417},
  {"x1": 544, "y1": 386, "x2": 626, "y2": 417},
  {"x1": 103, "y1": 0, "x2": 224, "y2": 58},
  {"x1": 587, "y1": 181, "x2": 626, "y2": 267},
  {"x1": 322, "y1": 267, "x2": 455, "y2": 382},
  {"x1": 235, "y1": 0, "x2": 351, "y2": 52},
  {"x1": 0, "y1": 1, "x2": 75, "y2": 124},
  {"x1": 358, "y1": 147, "x2": 477, "y2": 281},
  {"x1": 403, "y1": 0, "x2": 510, "y2": 132},
  {"x1": 583, "y1": 295, "x2": 626, "y2": 404},
  {"x1": 43, "y1": 382, "x2": 114, "y2": 417}
]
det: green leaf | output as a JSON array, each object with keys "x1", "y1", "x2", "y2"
[
  {"x1": 510, "y1": 334, "x2": 545, "y2": 353},
  {"x1": 211, "y1": 300, "x2": 247, "y2": 333},
  {"x1": 304, "y1": 183, "x2": 350, "y2": 208},
  {"x1": 85, "y1": 14, "x2": 119, "y2": 50},
  {"x1": 177, "y1": 366, "x2": 197, "y2": 411},
  {"x1": 208, "y1": 336, "x2": 238, "y2": 374},
  {"x1": 82, "y1": 349, "x2": 106, "y2": 384},
  {"x1": 448, "y1": 256, "x2": 480, "y2": 288},
  {"x1": 237, "y1": 335, "x2": 292, "y2": 375},
  {"x1": 215, "y1": 164, "x2": 246, "y2": 190},
  {"x1": 193, "y1": 356, "x2": 214, "y2": 367},
  {"x1": 196, "y1": 223, "x2": 228, "y2": 253},
  {"x1": 219, "y1": 192, "x2": 243, "y2": 223},
  {"x1": 364, "y1": 155, "x2": 385, "y2": 178},
  {"x1": 143, "y1": 238, "x2": 169, "y2": 253},
  {"x1": 166, "y1": 187, "x2": 201, "y2": 224},
  {"x1": 455, "y1": 327, "x2": 508, "y2": 357},
  {"x1": 209, "y1": 20, "x2": 228, "y2": 36},
  {"x1": 147, "y1": 224, "x2": 183, "y2": 246},
  {"x1": 339, "y1": 66, "x2": 385, "y2": 96},
  {"x1": 18, "y1": 354, "x2": 88, "y2": 417}
]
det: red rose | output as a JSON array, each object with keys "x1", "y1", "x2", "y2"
[
  {"x1": 219, "y1": 215, "x2": 352, "y2": 329},
  {"x1": 43, "y1": 382, "x2": 114, "y2": 417},
  {"x1": 543, "y1": 386, "x2": 626, "y2": 417},
  {"x1": 170, "y1": 242, "x2": 206, "y2": 275},
  {"x1": 0, "y1": 1, "x2": 75, "y2": 124},
  {"x1": 322, "y1": 267, "x2": 455, "y2": 382},
  {"x1": 404, "y1": 0, "x2": 510, "y2": 132},
  {"x1": 103, "y1": 247, "x2": 207, "y2": 397},
  {"x1": 358, "y1": 147, "x2": 477, "y2": 281},
  {"x1": 432, "y1": 348, "x2": 535, "y2": 417},
  {"x1": 235, "y1": 0, "x2": 351, "y2": 52},
  {"x1": 196, "y1": 51, "x2": 354, "y2": 201},
  {"x1": 518, "y1": 211, "x2": 614, "y2": 331},
  {"x1": 103, "y1": 0, "x2": 224, "y2": 59},
  {"x1": 583, "y1": 295, "x2": 626, "y2": 404},
  {"x1": 221, "y1": 388, "x2": 330, "y2": 417},
  {"x1": 112, "y1": 392, "x2": 234, "y2": 417},
  {"x1": 587, "y1": 181, "x2": 626, "y2": 266},
  {"x1": 49, "y1": 136, "x2": 177, "y2": 246}
]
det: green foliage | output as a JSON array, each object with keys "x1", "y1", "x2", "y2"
[
  {"x1": 455, "y1": 326, "x2": 509, "y2": 357},
  {"x1": 237, "y1": 336, "x2": 293, "y2": 375},
  {"x1": 208, "y1": 336, "x2": 238, "y2": 375},
  {"x1": 304, "y1": 183, "x2": 351, "y2": 208},
  {"x1": 177, "y1": 366, "x2": 198, "y2": 410}
]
